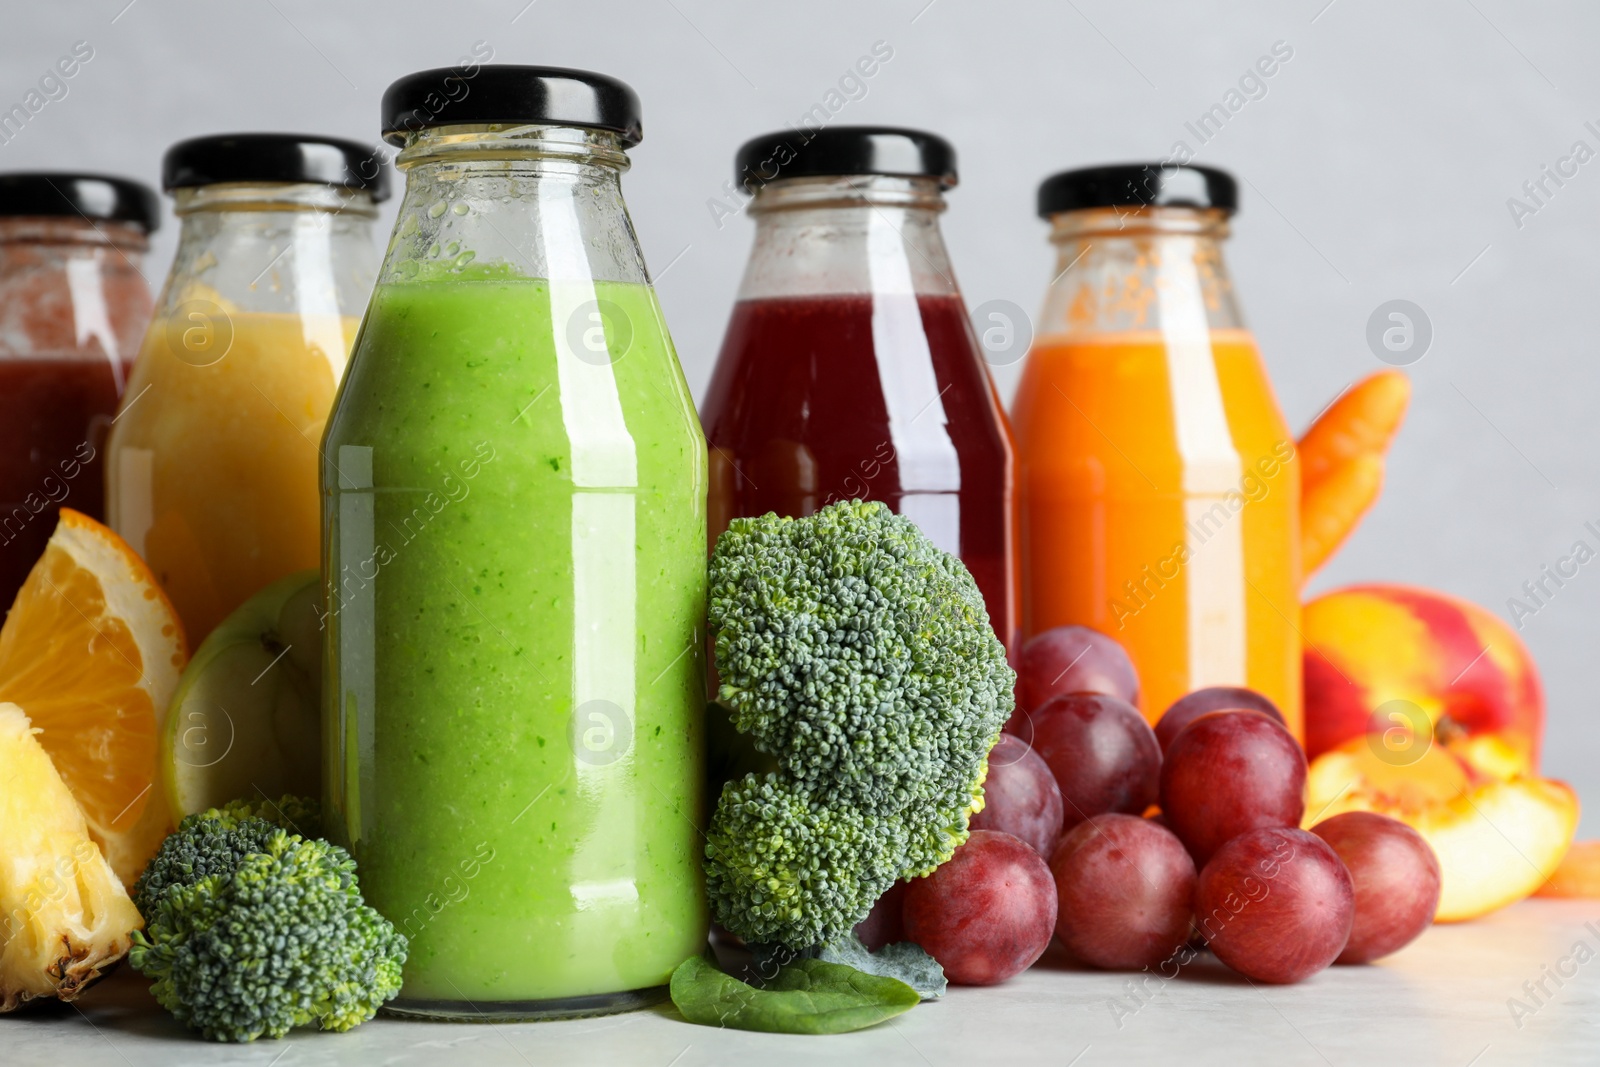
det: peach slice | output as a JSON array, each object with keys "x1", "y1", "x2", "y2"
[
  {"x1": 1305, "y1": 737, "x2": 1474, "y2": 813},
  {"x1": 1306, "y1": 738, "x2": 1578, "y2": 922},
  {"x1": 1536, "y1": 840, "x2": 1600, "y2": 899}
]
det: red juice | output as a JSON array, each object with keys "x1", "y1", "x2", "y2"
[
  {"x1": 702, "y1": 292, "x2": 1018, "y2": 650},
  {"x1": 0, "y1": 357, "x2": 129, "y2": 603},
  {"x1": 0, "y1": 193, "x2": 158, "y2": 610}
]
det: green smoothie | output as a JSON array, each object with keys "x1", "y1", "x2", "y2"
[{"x1": 321, "y1": 274, "x2": 708, "y2": 1008}]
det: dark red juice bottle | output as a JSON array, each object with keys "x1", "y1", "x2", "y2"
[
  {"x1": 0, "y1": 174, "x2": 158, "y2": 606},
  {"x1": 701, "y1": 128, "x2": 1018, "y2": 651}
]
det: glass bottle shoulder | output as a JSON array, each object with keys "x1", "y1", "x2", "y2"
[{"x1": 327, "y1": 272, "x2": 702, "y2": 490}]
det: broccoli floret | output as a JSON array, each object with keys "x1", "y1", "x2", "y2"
[
  {"x1": 129, "y1": 831, "x2": 405, "y2": 1042},
  {"x1": 132, "y1": 795, "x2": 320, "y2": 916},
  {"x1": 705, "y1": 500, "x2": 1014, "y2": 951},
  {"x1": 705, "y1": 774, "x2": 909, "y2": 949}
]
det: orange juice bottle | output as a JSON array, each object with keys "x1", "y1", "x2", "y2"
[
  {"x1": 107, "y1": 134, "x2": 385, "y2": 643},
  {"x1": 1012, "y1": 164, "x2": 1301, "y2": 738}
]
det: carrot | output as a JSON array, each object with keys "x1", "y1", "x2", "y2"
[
  {"x1": 1299, "y1": 370, "x2": 1411, "y2": 488},
  {"x1": 1301, "y1": 453, "x2": 1383, "y2": 577},
  {"x1": 1536, "y1": 840, "x2": 1600, "y2": 899}
]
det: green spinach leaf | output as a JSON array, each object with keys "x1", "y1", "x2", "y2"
[
  {"x1": 819, "y1": 933, "x2": 947, "y2": 1000},
  {"x1": 670, "y1": 954, "x2": 919, "y2": 1035}
]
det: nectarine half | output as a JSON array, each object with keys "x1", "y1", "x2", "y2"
[
  {"x1": 1306, "y1": 738, "x2": 1576, "y2": 922},
  {"x1": 1303, "y1": 584, "x2": 1542, "y2": 779}
]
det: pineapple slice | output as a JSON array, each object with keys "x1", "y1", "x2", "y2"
[{"x1": 0, "y1": 702, "x2": 142, "y2": 1010}]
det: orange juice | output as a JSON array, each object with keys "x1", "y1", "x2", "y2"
[
  {"x1": 1014, "y1": 168, "x2": 1300, "y2": 737},
  {"x1": 108, "y1": 310, "x2": 358, "y2": 642},
  {"x1": 1014, "y1": 329, "x2": 1299, "y2": 733},
  {"x1": 102, "y1": 137, "x2": 384, "y2": 644}
]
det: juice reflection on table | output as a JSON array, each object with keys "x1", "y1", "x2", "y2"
[
  {"x1": 702, "y1": 128, "x2": 1018, "y2": 651},
  {"x1": 1012, "y1": 165, "x2": 1301, "y2": 736}
]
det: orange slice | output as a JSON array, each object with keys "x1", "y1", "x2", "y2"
[{"x1": 0, "y1": 508, "x2": 187, "y2": 886}]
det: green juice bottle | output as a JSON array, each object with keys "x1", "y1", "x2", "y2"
[{"x1": 321, "y1": 66, "x2": 708, "y2": 1020}]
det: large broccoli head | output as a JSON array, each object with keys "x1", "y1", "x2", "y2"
[
  {"x1": 130, "y1": 831, "x2": 405, "y2": 1042},
  {"x1": 705, "y1": 500, "x2": 1014, "y2": 950}
]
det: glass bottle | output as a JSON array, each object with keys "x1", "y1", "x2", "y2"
[
  {"x1": 107, "y1": 134, "x2": 386, "y2": 645},
  {"x1": 701, "y1": 127, "x2": 1018, "y2": 651},
  {"x1": 1011, "y1": 164, "x2": 1301, "y2": 737},
  {"x1": 0, "y1": 173, "x2": 157, "y2": 605},
  {"x1": 322, "y1": 66, "x2": 707, "y2": 1019}
]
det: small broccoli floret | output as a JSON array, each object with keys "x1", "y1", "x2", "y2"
[
  {"x1": 129, "y1": 831, "x2": 405, "y2": 1042},
  {"x1": 705, "y1": 500, "x2": 1014, "y2": 951},
  {"x1": 132, "y1": 795, "x2": 320, "y2": 916},
  {"x1": 224, "y1": 794, "x2": 321, "y2": 834},
  {"x1": 705, "y1": 774, "x2": 909, "y2": 950}
]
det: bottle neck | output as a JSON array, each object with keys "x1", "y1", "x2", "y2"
[
  {"x1": 0, "y1": 216, "x2": 149, "y2": 295},
  {"x1": 173, "y1": 182, "x2": 378, "y2": 217},
  {"x1": 1038, "y1": 206, "x2": 1244, "y2": 338},
  {"x1": 380, "y1": 124, "x2": 647, "y2": 287},
  {"x1": 0, "y1": 218, "x2": 152, "y2": 361},
  {"x1": 737, "y1": 175, "x2": 959, "y2": 301},
  {"x1": 0, "y1": 217, "x2": 149, "y2": 253},
  {"x1": 159, "y1": 182, "x2": 378, "y2": 319}
]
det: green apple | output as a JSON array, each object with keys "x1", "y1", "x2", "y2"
[{"x1": 161, "y1": 569, "x2": 322, "y2": 817}]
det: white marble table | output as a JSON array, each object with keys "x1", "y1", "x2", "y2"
[{"x1": 8, "y1": 899, "x2": 1597, "y2": 1066}]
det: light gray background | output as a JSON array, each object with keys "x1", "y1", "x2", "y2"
[{"x1": 6, "y1": 1, "x2": 1597, "y2": 828}]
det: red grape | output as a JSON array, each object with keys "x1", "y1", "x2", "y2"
[
  {"x1": 1010, "y1": 625, "x2": 1139, "y2": 738},
  {"x1": 1195, "y1": 827, "x2": 1354, "y2": 983},
  {"x1": 1155, "y1": 686, "x2": 1284, "y2": 752},
  {"x1": 1031, "y1": 693, "x2": 1161, "y2": 831},
  {"x1": 853, "y1": 880, "x2": 908, "y2": 951},
  {"x1": 970, "y1": 734, "x2": 1065, "y2": 856},
  {"x1": 902, "y1": 830, "x2": 1057, "y2": 985},
  {"x1": 1050, "y1": 814, "x2": 1196, "y2": 970},
  {"x1": 1159, "y1": 710, "x2": 1305, "y2": 865},
  {"x1": 1311, "y1": 812, "x2": 1441, "y2": 964}
]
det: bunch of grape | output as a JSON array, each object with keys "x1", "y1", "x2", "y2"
[{"x1": 864, "y1": 626, "x2": 1442, "y2": 986}]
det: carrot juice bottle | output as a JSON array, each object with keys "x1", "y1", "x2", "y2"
[{"x1": 1012, "y1": 164, "x2": 1301, "y2": 737}]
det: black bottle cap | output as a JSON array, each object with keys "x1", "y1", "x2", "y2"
[
  {"x1": 381, "y1": 65, "x2": 643, "y2": 148},
  {"x1": 1037, "y1": 163, "x2": 1237, "y2": 217},
  {"x1": 0, "y1": 172, "x2": 161, "y2": 232},
  {"x1": 162, "y1": 133, "x2": 390, "y2": 202},
  {"x1": 735, "y1": 126, "x2": 957, "y2": 192}
]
